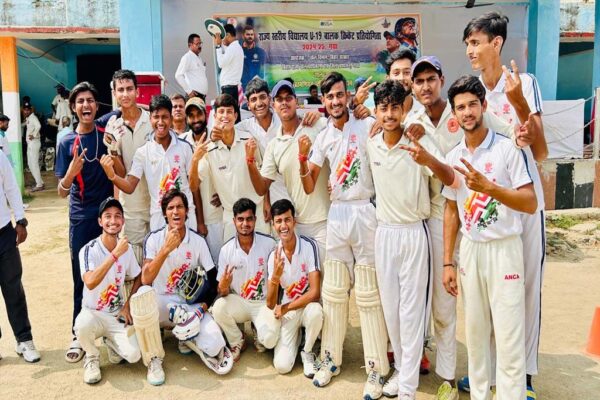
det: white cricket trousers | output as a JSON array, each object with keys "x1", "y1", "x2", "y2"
[
  {"x1": 375, "y1": 222, "x2": 432, "y2": 396},
  {"x1": 273, "y1": 302, "x2": 323, "y2": 374},
  {"x1": 156, "y1": 293, "x2": 225, "y2": 357},
  {"x1": 27, "y1": 139, "x2": 43, "y2": 187},
  {"x1": 212, "y1": 294, "x2": 280, "y2": 348},
  {"x1": 124, "y1": 215, "x2": 150, "y2": 264},
  {"x1": 74, "y1": 308, "x2": 141, "y2": 363},
  {"x1": 205, "y1": 222, "x2": 224, "y2": 262},
  {"x1": 427, "y1": 217, "x2": 457, "y2": 381},
  {"x1": 460, "y1": 235, "x2": 526, "y2": 400},
  {"x1": 296, "y1": 220, "x2": 327, "y2": 265}
]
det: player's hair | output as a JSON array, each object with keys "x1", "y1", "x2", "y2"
[
  {"x1": 213, "y1": 93, "x2": 237, "y2": 112},
  {"x1": 224, "y1": 24, "x2": 236, "y2": 37},
  {"x1": 68, "y1": 81, "x2": 99, "y2": 109},
  {"x1": 412, "y1": 62, "x2": 442, "y2": 79},
  {"x1": 271, "y1": 199, "x2": 296, "y2": 220},
  {"x1": 463, "y1": 12, "x2": 509, "y2": 49},
  {"x1": 233, "y1": 198, "x2": 257, "y2": 217},
  {"x1": 243, "y1": 25, "x2": 254, "y2": 33},
  {"x1": 309, "y1": 84, "x2": 318, "y2": 92},
  {"x1": 447, "y1": 75, "x2": 486, "y2": 110},
  {"x1": 161, "y1": 189, "x2": 189, "y2": 216},
  {"x1": 149, "y1": 94, "x2": 173, "y2": 114},
  {"x1": 170, "y1": 93, "x2": 186, "y2": 103},
  {"x1": 283, "y1": 77, "x2": 295, "y2": 86},
  {"x1": 112, "y1": 69, "x2": 137, "y2": 89},
  {"x1": 320, "y1": 71, "x2": 347, "y2": 95},
  {"x1": 188, "y1": 33, "x2": 200, "y2": 45},
  {"x1": 374, "y1": 79, "x2": 409, "y2": 107},
  {"x1": 385, "y1": 48, "x2": 417, "y2": 75},
  {"x1": 244, "y1": 77, "x2": 269, "y2": 99}
]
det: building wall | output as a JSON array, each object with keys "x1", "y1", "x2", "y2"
[{"x1": 540, "y1": 159, "x2": 600, "y2": 210}]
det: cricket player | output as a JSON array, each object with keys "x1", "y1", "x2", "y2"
[
  {"x1": 135, "y1": 189, "x2": 232, "y2": 383},
  {"x1": 75, "y1": 197, "x2": 144, "y2": 384},
  {"x1": 212, "y1": 198, "x2": 279, "y2": 362},
  {"x1": 267, "y1": 199, "x2": 322, "y2": 377},
  {"x1": 461, "y1": 13, "x2": 547, "y2": 398},
  {"x1": 100, "y1": 95, "x2": 200, "y2": 232},
  {"x1": 299, "y1": 72, "x2": 389, "y2": 399},
  {"x1": 443, "y1": 75, "x2": 537, "y2": 400},
  {"x1": 245, "y1": 79, "x2": 329, "y2": 259},
  {"x1": 368, "y1": 79, "x2": 455, "y2": 400}
]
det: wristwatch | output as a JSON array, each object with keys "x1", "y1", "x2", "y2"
[{"x1": 16, "y1": 218, "x2": 28, "y2": 228}]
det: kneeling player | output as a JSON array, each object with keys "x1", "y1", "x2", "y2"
[
  {"x1": 75, "y1": 197, "x2": 143, "y2": 384},
  {"x1": 137, "y1": 189, "x2": 232, "y2": 384},
  {"x1": 267, "y1": 199, "x2": 323, "y2": 377},
  {"x1": 213, "y1": 198, "x2": 280, "y2": 361}
]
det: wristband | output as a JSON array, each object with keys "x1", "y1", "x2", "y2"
[
  {"x1": 110, "y1": 252, "x2": 119, "y2": 263},
  {"x1": 298, "y1": 154, "x2": 308, "y2": 162},
  {"x1": 443, "y1": 263, "x2": 455, "y2": 268},
  {"x1": 246, "y1": 157, "x2": 256, "y2": 165},
  {"x1": 59, "y1": 179, "x2": 71, "y2": 191},
  {"x1": 299, "y1": 169, "x2": 310, "y2": 178}
]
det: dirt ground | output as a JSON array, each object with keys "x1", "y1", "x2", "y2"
[{"x1": 1, "y1": 172, "x2": 599, "y2": 399}]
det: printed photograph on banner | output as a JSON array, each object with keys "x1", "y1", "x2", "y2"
[{"x1": 213, "y1": 15, "x2": 421, "y2": 94}]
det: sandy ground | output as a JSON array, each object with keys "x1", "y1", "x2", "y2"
[{"x1": 1, "y1": 172, "x2": 599, "y2": 399}]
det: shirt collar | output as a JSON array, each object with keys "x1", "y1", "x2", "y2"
[
  {"x1": 374, "y1": 131, "x2": 410, "y2": 151},
  {"x1": 279, "y1": 233, "x2": 302, "y2": 263},
  {"x1": 234, "y1": 232, "x2": 258, "y2": 253},
  {"x1": 479, "y1": 73, "x2": 506, "y2": 94},
  {"x1": 216, "y1": 129, "x2": 246, "y2": 149},
  {"x1": 458, "y1": 128, "x2": 495, "y2": 153},
  {"x1": 326, "y1": 112, "x2": 354, "y2": 132}
]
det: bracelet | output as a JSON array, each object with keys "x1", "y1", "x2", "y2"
[
  {"x1": 512, "y1": 135, "x2": 525, "y2": 149},
  {"x1": 246, "y1": 157, "x2": 256, "y2": 165},
  {"x1": 110, "y1": 252, "x2": 119, "y2": 263},
  {"x1": 269, "y1": 278, "x2": 280, "y2": 286},
  {"x1": 58, "y1": 179, "x2": 71, "y2": 192},
  {"x1": 299, "y1": 169, "x2": 310, "y2": 178},
  {"x1": 443, "y1": 263, "x2": 455, "y2": 268},
  {"x1": 298, "y1": 154, "x2": 308, "y2": 162}
]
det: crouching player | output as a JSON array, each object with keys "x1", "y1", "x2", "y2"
[
  {"x1": 267, "y1": 199, "x2": 323, "y2": 377},
  {"x1": 75, "y1": 197, "x2": 143, "y2": 384},
  {"x1": 133, "y1": 189, "x2": 232, "y2": 386},
  {"x1": 212, "y1": 198, "x2": 280, "y2": 362}
]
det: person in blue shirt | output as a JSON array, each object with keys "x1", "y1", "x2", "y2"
[
  {"x1": 55, "y1": 81, "x2": 125, "y2": 364},
  {"x1": 241, "y1": 25, "x2": 268, "y2": 90}
]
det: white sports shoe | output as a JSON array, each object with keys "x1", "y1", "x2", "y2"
[
  {"x1": 15, "y1": 340, "x2": 41, "y2": 363},
  {"x1": 178, "y1": 340, "x2": 193, "y2": 355},
  {"x1": 147, "y1": 357, "x2": 165, "y2": 386},
  {"x1": 313, "y1": 353, "x2": 341, "y2": 387},
  {"x1": 363, "y1": 368, "x2": 385, "y2": 400},
  {"x1": 83, "y1": 355, "x2": 101, "y2": 384},
  {"x1": 103, "y1": 337, "x2": 123, "y2": 364},
  {"x1": 300, "y1": 351, "x2": 318, "y2": 379},
  {"x1": 382, "y1": 369, "x2": 400, "y2": 398}
]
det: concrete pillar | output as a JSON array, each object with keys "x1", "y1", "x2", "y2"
[
  {"x1": 527, "y1": 0, "x2": 560, "y2": 100},
  {"x1": 0, "y1": 37, "x2": 24, "y2": 191},
  {"x1": 119, "y1": 0, "x2": 163, "y2": 72},
  {"x1": 593, "y1": 0, "x2": 600, "y2": 90}
]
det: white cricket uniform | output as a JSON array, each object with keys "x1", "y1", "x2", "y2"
[
  {"x1": 481, "y1": 72, "x2": 545, "y2": 376},
  {"x1": 199, "y1": 130, "x2": 270, "y2": 242},
  {"x1": 129, "y1": 131, "x2": 197, "y2": 231},
  {"x1": 309, "y1": 115, "x2": 377, "y2": 277},
  {"x1": 367, "y1": 132, "x2": 444, "y2": 396},
  {"x1": 181, "y1": 130, "x2": 224, "y2": 260},
  {"x1": 175, "y1": 50, "x2": 208, "y2": 97},
  {"x1": 74, "y1": 237, "x2": 142, "y2": 363},
  {"x1": 106, "y1": 110, "x2": 152, "y2": 261},
  {"x1": 415, "y1": 102, "x2": 515, "y2": 380},
  {"x1": 267, "y1": 235, "x2": 323, "y2": 374},
  {"x1": 25, "y1": 113, "x2": 44, "y2": 187},
  {"x1": 52, "y1": 94, "x2": 73, "y2": 130},
  {"x1": 236, "y1": 113, "x2": 290, "y2": 203},
  {"x1": 143, "y1": 226, "x2": 225, "y2": 357},
  {"x1": 443, "y1": 129, "x2": 532, "y2": 400},
  {"x1": 260, "y1": 117, "x2": 329, "y2": 259},
  {"x1": 212, "y1": 232, "x2": 279, "y2": 349}
]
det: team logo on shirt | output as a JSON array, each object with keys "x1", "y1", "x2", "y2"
[
  {"x1": 463, "y1": 191, "x2": 499, "y2": 232},
  {"x1": 96, "y1": 283, "x2": 122, "y2": 313},
  {"x1": 159, "y1": 167, "x2": 182, "y2": 205},
  {"x1": 447, "y1": 118, "x2": 460, "y2": 133},
  {"x1": 240, "y1": 269, "x2": 265, "y2": 300},
  {"x1": 285, "y1": 275, "x2": 309, "y2": 301},
  {"x1": 335, "y1": 146, "x2": 361, "y2": 191},
  {"x1": 167, "y1": 262, "x2": 191, "y2": 293}
]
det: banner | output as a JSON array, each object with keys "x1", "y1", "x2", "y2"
[{"x1": 215, "y1": 14, "x2": 421, "y2": 94}]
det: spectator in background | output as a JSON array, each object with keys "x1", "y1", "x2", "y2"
[
  {"x1": 56, "y1": 116, "x2": 72, "y2": 153},
  {"x1": 170, "y1": 94, "x2": 188, "y2": 135},
  {"x1": 23, "y1": 102, "x2": 44, "y2": 192},
  {"x1": 241, "y1": 25, "x2": 267, "y2": 90},
  {"x1": 0, "y1": 114, "x2": 12, "y2": 164},
  {"x1": 214, "y1": 23, "x2": 244, "y2": 123},
  {"x1": 175, "y1": 33, "x2": 208, "y2": 101},
  {"x1": 52, "y1": 83, "x2": 73, "y2": 130},
  {"x1": 305, "y1": 85, "x2": 321, "y2": 105}
]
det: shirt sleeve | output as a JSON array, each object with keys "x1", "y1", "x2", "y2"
[
  {"x1": 79, "y1": 244, "x2": 94, "y2": 278},
  {"x1": 217, "y1": 246, "x2": 227, "y2": 281},
  {"x1": 484, "y1": 110, "x2": 515, "y2": 138},
  {"x1": 522, "y1": 73, "x2": 544, "y2": 114},
  {"x1": 216, "y1": 44, "x2": 233, "y2": 69},
  {"x1": 197, "y1": 236, "x2": 216, "y2": 271},
  {"x1": 55, "y1": 136, "x2": 72, "y2": 178},
  {"x1": 308, "y1": 131, "x2": 326, "y2": 167},
  {"x1": 143, "y1": 232, "x2": 158, "y2": 260},
  {"x1": 129, "y1": 147, "x2": 145, "y2": 179},
  {"x1": 259, "y1": 141, "x2": 278, "y2": 181},
  {"x1": 420, "y1": 135, "x2": 446, "y2": 177},
  {"x1": 0, "y1": 153, "x2": 25, "y2": 220},
  {"x1": 175, "y1": 54, "x2": 191, "y2": 94},
  {"x1": 125, "y1": 247, "x2": 142, "y2": 279},
  {"x1": 505, "y1": 144, "x2": 533, "y2": 190}
]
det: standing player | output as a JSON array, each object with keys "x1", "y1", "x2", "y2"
[
  {"x1": 23, "y1": 103, "x2": 44, "y2": 192},
  {"x1": 267, "y1": 199, "x2": 322, "y2": 377},
  {"x1": 462, "y1": 12, "x2": 547, "y2": 398},
  {"x1": 74, "y1": 197, "x2": 144, "y2": 384},
  {"x1": 100, "y1": 69, "x2": 152, "y2": 263},
  {"x1": 212, "y1": 198, "x2": 279, "y2": 361},
  {"x1": 368, "y1": 79, "x2": 455, "y2": 400},
  {"x1": 299, "y1": 72, "x2": 390, "y2": 399},
  {"x1": 100, "y1": 95, "x2": 200, "y2": 232},
  {"x1": 190, "y1": 93, "x2": 270, "y2": 241},
  {"x1": 56, "y1": 82, "x2": 120, "y2": 363},
  {"x1": 245, "y1": 79, "x2": 329, "y2": 258},
  {"x1": 139, "y1": 189, "x2": 232, "y2": 379},
  {"x1": 181, "y1": 97, "x2": 223, "y2": 260},
  {"x1": 213, "y1": 24, "x2": 244, "y2": 123}
]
